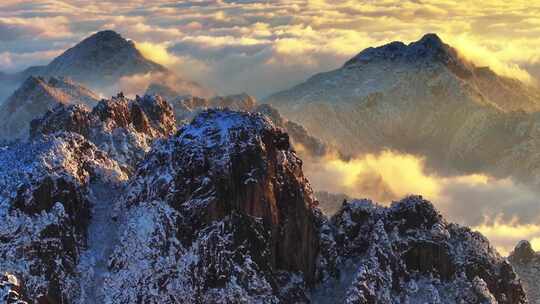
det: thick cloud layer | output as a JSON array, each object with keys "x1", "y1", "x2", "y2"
[{"x1": 1, "y1": 0, "x2": 539, "y2": 96}]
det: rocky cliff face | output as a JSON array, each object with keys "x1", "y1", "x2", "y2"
[
  {"x1": 0, "y1": 107, "x2": 528, "y2": 303},
  {"x1": 265, "y1": 33, "x2": 540, "y2": 183},
  {"x1": 509, "y1": 241, "x2": 540, "y2": 304},
  {"x1": 0, "y1": 76, "x2": 99, "y2": 140},
  {"x1": 30, "y1": 93, "x2": 176, "y2": 170},
  {"x1": 313, "y1": 196, "x2": 527, "y2": 303},
  {"x1": 102, "y1": 109, "x2": 324, "y2": 302},
  {"x1": 0, "y1": 132, "x2": 126, "y2": 303}
]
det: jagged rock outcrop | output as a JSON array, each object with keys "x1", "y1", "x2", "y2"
[
  {"x1": 101, "y1": 109, "x2": 324, "y2": 302},
  {"x1": 0, "y1": 108, "x2": 528, "y2": 303},
  {"x1": 312, "y1": 196, "x2": 527, "y2": 303},
  {"x1": 509, "y1": 241, "x2": 540, "y2": 303},
  {"x1": 0, "y1": 132, "x2": 126, "y2": 303},
  {"x1": 0, "y1": 76, "x2": 99, "y2": 140},
  {"x1": 30, "y1": 93, "x2": 176, "y2": 170},
  {"x1": 265, "y1": 33, "x2": 540, "y2": 183}
]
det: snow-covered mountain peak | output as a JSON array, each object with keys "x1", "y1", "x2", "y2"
[
  {"x1": 511, "y1": 240, "x2": 537, "y2": 263},
  {"x1": 43, "y1": 30, "x2": 166, "y2": 85},
  {"x1": 344, "y1": 33, "x2": 471, "y2": 78},
  {"x1": 265, "y1": 33, "x2": 540, "y2": 179},
  {"x1": 509, "y1": 240, "x2": 540, "y2": 303}
]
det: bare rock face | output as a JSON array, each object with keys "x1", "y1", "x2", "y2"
[
  {"x1": 103, "y1": 109, "x2": 324, "y2": 302},
  {"x1": 0, "y1": 132, "x2": 126, "y2": 303},
  {"x1": 312, "y1": 196, "x2": 528, "y2": 303},
  {"x1": 30, "y1": 94, "x2": 176, "y2": 170}
]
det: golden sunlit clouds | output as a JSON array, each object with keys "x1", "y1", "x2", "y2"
[
  {"x1": 3, "y1": 0, "x2": 540, "y2": 95},
  {"x1": 474, "y1": 220, "x2": 540, "y2": 255},
  {"x1": 301, "y1": 149, "x2": 540, "y2": 255},
  {"x1": 303, "y1": 150, "x2": 486, "y2": 203},
  {"x1": 446, "y1": 34, "x2": 535, "y2": 84},
  {"x1": 3, "y1": 0, "x2": 540, "y2": 255},
  {"x1": 135, "y1": 42, "x2": 178, "y2": 66}
]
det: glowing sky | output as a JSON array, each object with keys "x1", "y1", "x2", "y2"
[
  {"x1": 1, "y1": 0, "x2": 540, "y2": 97},
  {"x1": 2, "y1": 0, "x2": 540, "y2": 255}
]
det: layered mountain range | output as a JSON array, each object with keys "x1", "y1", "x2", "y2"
[
  {"x1": 265, "y1": 33, "x2": 540, "y2": 183},
  {"x1": 0, "y1": 96, "x2": 527, "y2": 302},
  {"x1": 0, "y1": 29, "x2": 538, "y2": 303}
]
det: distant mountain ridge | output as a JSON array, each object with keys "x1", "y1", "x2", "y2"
[
  {"x1": 0, "y1": 76, "x2": 99, "y2": 140},
  {"x1": 269, "y1": 33, "x2": 540, "y2": 113},
  {"x1": 13, "y1": 31, "x2": 166, "y2": 87},
  {"x1": 0, "y1": 30, "x2": 209, "y2": 102},
  {"x1": 509, "y1": 241, "x2": 540, "y2": 304},
  {"x1": 265, "y1": 33, "x2": 540, "y2": 183}
]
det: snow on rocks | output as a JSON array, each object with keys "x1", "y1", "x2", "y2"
[
  {"x1": 321, "y1": 196, "x2": 527, "y2": 303},
  {"x1": 0, "y1": 132, "x2": 127, "y2": 302},
  {"x1": 0, "y1": 108, "x2": 529, "y2": 303},
  {"x1": 0, "y1": 273, "x2": 28, "y2": 304},
  {"x1": 100, "y1": 109, "x2": 325, "y2": 302},
  {"x1": 30, "y1": 93, "x2": 176, "y2": 171}
]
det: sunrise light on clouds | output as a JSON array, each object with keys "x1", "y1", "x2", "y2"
[{"x1": 1, "y1": 0, "x2": 540, "y2": 96}]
